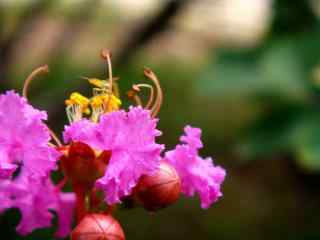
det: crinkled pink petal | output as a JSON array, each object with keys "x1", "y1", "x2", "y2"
[
  {"x1": 0, "y1": 91, "x2": 73, "y2": 236},
  {"x1": 0, "y1": 174, "x2": 75, "y2": 236},
  {"x1": 54, "y1": 192, "x2": 76, "y2": 238},
  {"x1": 0, "y1": 150, "x2": 17, "y2": 179},
  {"x1": 0, "y1": 91, "x2": 59, "y2": 179},
  {"x1": 165, "y1": 126, "x2": 226, "y2": 209},
  {"x1": 12, "y1": 176, "x2": 57, "y2": 235},
  {"x1": 89, "y1": 107, "x2": 163, "y2": 204},
  {"x1": 180, "y1": 125, "x2": 203, "y2": 150},
  {"x1": 63, "y1": 119, "x2": 100, "y2": 147},
  {"x1": 0, "y1": 180, "x2": 15, "y2": 211},
  {"x1": 63, "y1": 107, "x2": 163, "y2": 204}
]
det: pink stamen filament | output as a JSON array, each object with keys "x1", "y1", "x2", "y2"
[
  {"x1": 101, "y1": 49, "x2": 113, "y2": 94},
  {"x1": 135, "y1": 83, "x2": 155, "y2": 109},
  {"x1": 48, "y1": 127, "x2": 62, "y2": 146},
  {"x1": 133, "y1": 94, "x2": 143, "y2": 106},
  {"x1": 144, "y1": 68, "x2": 163, "y2": 117}
]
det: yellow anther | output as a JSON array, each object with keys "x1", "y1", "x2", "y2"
[
  {"x1": 108, "y1": 95, "x2": 122, "y2": 111},
  {"x1": 83, "y1": 108, "x2": 91, "y2": 115},
  {"x1": 90, "y1": 94, "x2": 121, "y2": 113},
  {"x1": 65, "y1": 92, "x2": 89, "y2": 106},
  {"x1": 65, "y1": 92, "x2": 90, "y2": 114},
  {"x1": 87, "y1": 78, "x2": 108, "y2": 89},
  {"x1": 90, "y1": 95, "x2": 105, "y2": 108}
]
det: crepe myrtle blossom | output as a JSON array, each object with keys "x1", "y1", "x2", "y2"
[
  {"x1": 0, "y1": 66, "x2": 73, "y2": 237},
  {"x1": 0, "y1": 90, "x2": 74, "y2": 236},
  {"x1": 0, "y1": 49, "x2": 226, "y2": 239},
  {"x1": 64, "y1": 106, "x2": 164, "y2": 204}
]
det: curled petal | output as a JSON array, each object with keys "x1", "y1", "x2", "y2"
[
  {"x1": 54, "y1": 192, "x2": 76, "y2": 238},
  {"x1": 94, "y1": 107, "x2": 163, "y2": 204},
  {"x1": 63, "y1": 119, "x2": 99, "y2": 147},
  {"x1": 63, "y1": 107, "x2": 163, "y2": 204},
  {"x1": 180, "y1": 125, "x2": 203, "y2": 150},
  {"x1": 0, "y1": 91, "x2": 59, "y2": 179},
  {"x1": 0, "y1": 150, "x2": 17, "y2": 179},
  {"x1": 0, "y1": 175, "x2": 75, "y2": 237},
  {"x1": 165, "y1": 126, "x2": 226, "y2": 209},
  {"x1": 13, "y1": 177, "x2": 57, "y2": 235}
]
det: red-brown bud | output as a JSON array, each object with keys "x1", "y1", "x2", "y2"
[
  {"x1": 71, "y1": 214, "x2": 125, "y2": 240},
  {"x1": 134, "y1": 161, "x2": 181, "y2": 211},
  {"x1": 61, "y1": 142, "x2": 110, "y2": 187}
]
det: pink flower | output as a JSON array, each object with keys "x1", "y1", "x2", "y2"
[
  {"x1": 0, "y1": 91, "x2": 59, "y2": 179},
  {"x1": 0, "y1": 175, "x2": 75, "y2": 237},
  {"x1": 63, "y1": 119, "x2": 98, "y2": 147},
  {"x1": 54, "y1": 191, "x2": 76, "y2": 238},
  {"x1": 0, "y1": 91, "x2": 73, "y2": 237},
  {"x1": 165, "y1": 126, "x2": 226, "y2": 209},
  {"x1": 64, "y1": 106, "x2": 164, "y2": 204},
  {"x1": 0, "y1": 150, "x2": 16, "y2": 179}
]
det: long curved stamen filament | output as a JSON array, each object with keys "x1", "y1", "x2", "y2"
[
  {"x1": 101, "y1": 49, "x2": 118, "y2": 114},
  {"x1": 23, "y1": 65, "x2": 49, "y2": 99},
  {"x1": 113, "y1": 81, "x2": 120, "y2": 98},
  {"x1": 144, "y1": 68, "x2": 163, "y2": 117},
  {"x1": 134, "y1": 94, "x2": 143, "y2": 106},
  {"x1": 22, "y1": 65, "x2": 62, "y2": 147},
  {"x1": 101, "y1": 49, "x2": 113, "y2": 94},
  {"x1": 127, "y1": 87, "x2": 143, "y2": 107},
  {"x1": 135, "y1": 83, "x2": 155, "y2": 109},
  {"x1": 48, "y1": 128, "x2": 62, "y2": 147}
]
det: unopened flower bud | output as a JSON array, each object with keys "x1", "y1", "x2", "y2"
[
  {"x1": 71, "y1": 214, "x2": 125, "y2": 240},
  {"x1": 134, "y1": 161, "x2": 181, "y2": 211},
  {"x1": 61, "y1": 142, "x2": 110, "y2": 187}
]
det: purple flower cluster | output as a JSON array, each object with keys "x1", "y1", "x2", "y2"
[
  {"x1": 64, "y1": 110, "x2": 225, "y2": 208},
  {"x1": 0, "y1": 63, "x2": 226, "y2": 238}
]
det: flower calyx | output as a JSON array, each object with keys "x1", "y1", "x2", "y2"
[{"x1": 60, "y1": 141, "x2": 111, "y2": 188}]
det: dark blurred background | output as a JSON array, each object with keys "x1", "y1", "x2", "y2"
[{"x1": 1, "y1": 0, "x2": 320, "y2": 239}]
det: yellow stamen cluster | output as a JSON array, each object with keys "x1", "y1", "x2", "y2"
[
  {"x1": 90, "y1": 89, "x2": 121, "y2": 122},
  {"x1": 65, "y1": 49, "x2": 162, "y2": 123},
  {"x1": 65, "y1": 92, "x2": 90, "y2": 123},
  {"x1": 65, "y1": 50, "x2": 122, "y2": 123},
  {"x1": 65, "y1": 80, "x2": 121, "y2": 123},
  {"x1": 20, "y1": 49, "x2": 163, "y2": 148},
  {"x1": 65, "y1": 92, "x2": 91, "y2": 114}
]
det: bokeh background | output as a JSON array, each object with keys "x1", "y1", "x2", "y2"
[{"x1": 1, "y1": 0, "x2": 320, "y2": 239}]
